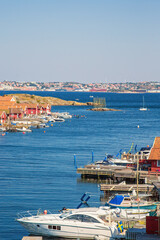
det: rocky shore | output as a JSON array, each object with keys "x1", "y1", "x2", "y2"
[
  {"x1": 87, "y1": 108, "x2": 121, "y2": 111},
  {"x1": 8, "y1": 94, "x2": 92, "y2": 106}
]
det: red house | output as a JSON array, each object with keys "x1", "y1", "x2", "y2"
[
  {"x1": 25, "y1": 104, "x2": 38, "y2": 115},
  {"x1": 40, "y1": 104, "x2": 51, "y2": 115},
  {"x1": 0, "y1": 111, "x2": 7, "y2": 124},
  {"x1": 8, "y1": 108, "x2": 23, "y2": 120},
  {"x1": 148, "y1": 137, "x2": 160, "y2": 172}
]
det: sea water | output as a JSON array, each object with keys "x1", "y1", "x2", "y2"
[{"x1": 0, "y1": 92, "x2": 160, "y2": 240}]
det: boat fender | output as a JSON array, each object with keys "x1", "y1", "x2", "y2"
[
  {"x1": 115, "y1": 208, "x2": 121, "y2": 216},
  {"x1": 44, "y1": 210, "x2": 47, "y2": 214}
]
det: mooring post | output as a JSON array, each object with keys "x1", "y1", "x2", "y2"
[
  {"x1": 92, "y1": 151, "x2": 94, "y2": 163},
  {"x1": 74, "y1": 154, "x2": 77, "y2": 169}
]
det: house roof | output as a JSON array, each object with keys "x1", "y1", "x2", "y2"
[
  {"x1": 148, "y1": 137, "x2": 160, "y2": 160},
  {"x1": 0, "y1": 101, "x2": 15, "y2": 106},
  {"x1": 8, "y1": 108, "x2": 23, "y2": 114},
  {"x1": 0, "y1": 104, "x2": 19, "y2": 109},
  {"x1": 0, "y1": 96, "x2": 16, "y2": 102},
  {"x1": 26, "y1": 104, "x2": 38, "y2": 108},
  {"x1": 0, "y1": 105, "x2": 11, "y2": 110}
]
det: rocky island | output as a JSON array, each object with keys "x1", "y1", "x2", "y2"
[
  {"x1": 87, "y1": 108, "x2": 121, "y2": 111},
  {"x1": 8, "y1": 94, "x2": 92, "y2": 106}
]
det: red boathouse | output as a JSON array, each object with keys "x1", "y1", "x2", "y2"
[{"x1": 148, "y1": 137, "x2": 160, "y2": 172}]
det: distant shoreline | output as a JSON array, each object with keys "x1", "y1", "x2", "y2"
[{"x1": 1, "y1": 90, "x2": 160, "y2": 94}]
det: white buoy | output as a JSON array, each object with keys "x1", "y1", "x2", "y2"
[{"x1": 137, "y1": 125, "x2": 139, "y2": 128}]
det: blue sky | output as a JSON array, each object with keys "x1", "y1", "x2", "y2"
[{"x1": 0, "y1": 0, "x2": 160, "y2": 83}]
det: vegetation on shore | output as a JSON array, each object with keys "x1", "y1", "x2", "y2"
[
  {"x1": 87, "y1": 108, "x2": 121, "y2": 111},
  {"x1": 8, "y1": 94, "x2": 92, "y2": 106}
]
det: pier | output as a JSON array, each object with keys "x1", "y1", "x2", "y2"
[
  {"x1": 77, "y1": 166, "x2": 160, "y2": 184},
  {"x1": 100, "y1": 183, "x2": 154, "y2": 194}
]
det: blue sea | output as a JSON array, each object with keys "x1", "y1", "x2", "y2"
[{"x1": 0, "y1": 91, "x2": 160, "y2": 240}]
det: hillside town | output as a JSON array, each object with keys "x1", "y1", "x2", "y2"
[{"x1": 1, "y1": 80, "x2": 160, "y2": 92}]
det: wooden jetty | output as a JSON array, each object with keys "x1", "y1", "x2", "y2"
[
  {"x1": 77, "y1": 165, "x2": 160, "y2": 184},
  {"x1": 22, "y1": 237, "x2": 42, "y2": 240},
  {"x1": 100, "y1": 183, "x2": 154, "y2": 193}
]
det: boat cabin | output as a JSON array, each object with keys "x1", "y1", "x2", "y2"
[{"x1": 108, "y1": 195, "x2": 131, "y2": 207}]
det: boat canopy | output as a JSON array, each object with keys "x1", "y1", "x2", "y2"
[{"x1": 109, "y1": 195, "x2": 130, "y2": 205}]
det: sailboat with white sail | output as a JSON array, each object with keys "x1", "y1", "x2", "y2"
[{"x1": 139, "y1": 96, "x2": 147, "y2": 111}]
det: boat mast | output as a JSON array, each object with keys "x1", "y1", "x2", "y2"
[
  {"x1": 143, "y1": 96, "x2": 144, "y2": 108},
  {"x1": 136, "y1": 156, "x2": 139, "y2": 200}
]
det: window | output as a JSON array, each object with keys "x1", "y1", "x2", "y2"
[
  {"x1": 48, "y1": 225, "x2": 61, "y2": 230},
  {"x1": 157, "y1": 160, "x2": 160, "y2": 167},
  {"x1": 82, "y1": 215, "x2": 100, "y2": 223},
  {"x1": 65, "y1": 214, "x2": 100, "y2": 223},
  {"x1": 65, "y1": 214, "x2": 82, "y2": 221}
]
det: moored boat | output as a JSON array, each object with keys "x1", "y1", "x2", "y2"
[
  {"x1": 139, "y1": 96, "x2": 147, "y2": 111},
  {"x1": 17, "y1": 206, "x2": 122, "y2": 239},
  {"x1": 16, "y1": 127, "x2": 32, "y2": 132},
  {"x1": 107, "y1": 194, "x2": 157, "y2": 210}
]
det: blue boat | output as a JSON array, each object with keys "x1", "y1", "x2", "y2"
[{"x1": 106, "y1": 194, "x2": 157, "y2": 210}]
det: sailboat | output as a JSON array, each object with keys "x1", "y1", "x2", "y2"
[{"x1": 139, "y1": 96, "x2": 147, "y2": 111}]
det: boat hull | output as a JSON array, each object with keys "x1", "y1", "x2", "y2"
[
  {"x1": 107, "y1": 203, "x2": 157, "y2": 210},
  {"x1": 18, "y1": 220, "x2": 117, "y2": 239}
]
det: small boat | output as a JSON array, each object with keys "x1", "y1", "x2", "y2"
[
  {"x1": 17, "y1": 206, "x2": 122, "y2": 239},
  {"x1": 0, "y1": 127, "x2": 6, "y2": 132},
  {"x1": 38, "y1": 123, "x2": 46, "y2": 128},
  {"x1": 139, "y1": 96, "x2": 147, "y2": 111},
  {"x1": 16, "y1": 127, "x2": 32, "y2": 132},
  {"x1": 107, "y1": 194, "x2": 157, "y2": 210},
  {"x1": 54, "y1": 117, "x2": 65, "y2": 122},
  {"x1": 95, "y1": 155, "x2": 135, "y2": 167},
  {"x1": 56, "y1": 112, "x2": 72, "y2": 119},
  {"x1": 114, "y1": 207, "x2": 153, "y2": 220}
]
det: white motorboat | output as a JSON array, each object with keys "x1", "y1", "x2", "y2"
[
  {"x1": 54, "y1": 112, "x2": 72, "y2": 119},
  {"x1": 16, "y1": 127, "x2": 32, "y2": 132},
  {"x1": 48, "y1": 118, "x2": 55, "y2": 122},
  {"x1": 54, "y1": 117, "x2": 65, "y2": 122},
  {"x1": 95, "y1": 157, "x2": 135, "y2": 167},
  {"x1": 59, "y1": 112, "x2": 72, "y2": 119},
  {"x1": 0, "y1": 127, "x2": 6, "y2": 132},
  {"x1": 17, "y1": 207, "x2": 122, "y2": 239},
  {"x1": 39, "y1": 123, "x2": 46, "y2": 128}
]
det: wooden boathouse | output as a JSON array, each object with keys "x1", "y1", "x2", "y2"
[{"x1": 148, "y1": 137, "x2": 160, "y2": 172}]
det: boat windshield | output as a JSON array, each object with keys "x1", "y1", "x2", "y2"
[{"x1": 64, "y1": 214, "x2": 100, "y2": 223}]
